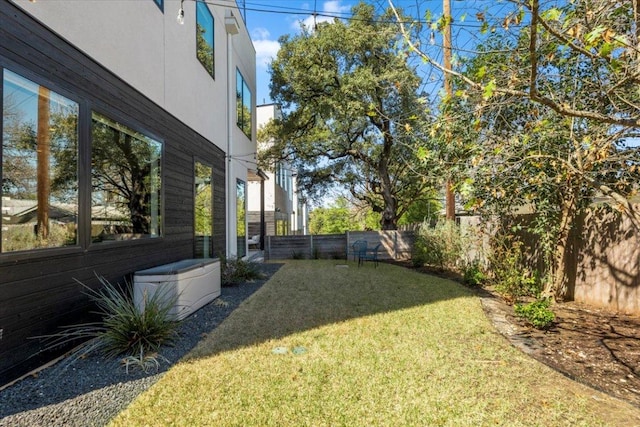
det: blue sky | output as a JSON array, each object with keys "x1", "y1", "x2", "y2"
[
  {"x1": 241, "y1": 0, "x2": 514, "y2": 106},
  {"x1": 242, "y1": 0, "x2": 448, "y2": 105}
]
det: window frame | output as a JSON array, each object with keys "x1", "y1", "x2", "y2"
[
  {"x1": 236, "y1": 178, "x2": 246, "y2": 258},
  {"x1": 194, "y1": 158, "x2": 214, "y2": 258},
  {"x1": 236, "y1": 68, "x2": 252, "y2": 139},
  {"x1": 1, "y1": 66, "x2": 82, "y2": 257},
  {"x1": 89, "y1": 110, "x2": 164, "y2": 246},
  {"x1": 196, "y1": 1, "x2": 215, "y2": 78}
]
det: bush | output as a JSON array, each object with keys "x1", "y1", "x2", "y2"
[
  {"x1": 490, "y1": 240, "x2": 541, "y2": 301},
  {"x1": 412, "y1": 220, "x2": 465, "y2": 270},
  {"x1": 515, "y1": 298, "x2": 555, "y2": 329},
  {"x1": 462, "y1": 260, "x2": 486, "y2": 287},
  {"x1": 94, "y1": 276, "x2": 179, "y2": 357},
  {"x1": 38, "y1": 275, "x2": 179, "y2": 366},
  {"x1": 221, "y1": 255, "x2": 264, "y2": 286}
]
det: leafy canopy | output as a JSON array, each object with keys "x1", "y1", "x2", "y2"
[{"x1": 262, "y1": 2, "x2": 437, "y2": 230}]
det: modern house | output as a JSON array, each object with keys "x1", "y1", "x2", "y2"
[
  {"x1": 247, "y1": 104, "x2": 309, "y2": 240},
  {"x1": 0, "y1": 0, "x2": 256, "y2": 383}
]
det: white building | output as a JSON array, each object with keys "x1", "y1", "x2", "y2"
[
  {"x1": 0, "y1": 0, "x2": 255, "y2": 382},
  {"x1": 247, "y1": 104, "x2": 309, "y2": 242}
]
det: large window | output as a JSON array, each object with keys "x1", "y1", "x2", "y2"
[
  {"x1": 196, "y1": 2, "x2": 215, "y2": 77},
  {"x1": 1, "y1": 70, "x2": 79, "y2": 253},
  {"x1": 194, "y1": 161, "x2": 213, "y2": 258},
  {"x1": 236, "y1": 69, "x2": 252, "y2": 138},
  {"x1": 236, "y1": 179, "x2": 246, "y2": 258},
  {"x1": 91, "y1": 112, "x2": 162, "y2": 242}
]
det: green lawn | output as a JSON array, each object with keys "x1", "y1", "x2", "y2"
[{"x1": 110, "y1": 260, "x2": 640, "y2": 426}]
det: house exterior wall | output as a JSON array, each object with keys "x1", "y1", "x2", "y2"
[
  {"x1": 248, "y1": 104, "x2": 309, "y2": 237},
  {"x1": 0, "y1": 0, "x2": 255, "y2": 383}
]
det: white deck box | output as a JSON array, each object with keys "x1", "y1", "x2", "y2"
[{"x1": 134, "y1": 258, "x2": 221, "y2": 321}]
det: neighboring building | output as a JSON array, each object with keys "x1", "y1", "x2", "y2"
[
  {"x1": 0, "y1": 0, "x2": 256, "y2": 383},
  {"x1": 247, "y1": 104, "x2": 309, "y2": 240}
]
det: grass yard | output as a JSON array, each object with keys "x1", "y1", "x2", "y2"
[{"x1": 110, "y1": 260, "x2": 640, "y2": 426}]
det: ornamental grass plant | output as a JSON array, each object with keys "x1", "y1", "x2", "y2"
[
  {"x1": 111, "y1": 261, "x2": 639, "y2": 427},
  {"x1": 38, "y1": 275, "x2": 179, "y2": 368}
]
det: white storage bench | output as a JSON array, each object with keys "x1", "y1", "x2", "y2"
[{"x1": 134, "y1": 258, "x2": 221, "y2": 321}]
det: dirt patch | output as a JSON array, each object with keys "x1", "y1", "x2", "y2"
[
  {"x1": 485, "y1": 293, "x2": 640, "y2": 408},
  {"x1": 387, "y1": 260, "x2": 640, "y2": 409}
]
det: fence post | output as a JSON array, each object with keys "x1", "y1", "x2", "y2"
[
  {"x1": 309, "y1": 234, "x2": 313, "y2": 258},
  {"x1": 267, "y1": 235, "x2": 271, "y2": 261},
  {"x1": 346, "y1": 230, "x2": 350, "y2": 261}
]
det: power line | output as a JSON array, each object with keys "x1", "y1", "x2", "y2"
[{"x1": 194, "y1": 0, "x2": 525, "y2": 30}]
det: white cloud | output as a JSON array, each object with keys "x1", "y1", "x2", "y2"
[
  {"x1": 251, "y1": 27, "x2": 271, "y2": 41},
  {"x1": 293, "y1": 0, "x2": 351, "y2": 32},
  {"x1": 251, "y1": 28, "x2": 281, "y2": 69}
]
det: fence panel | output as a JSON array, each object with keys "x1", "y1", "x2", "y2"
[{"x1": 265, "y1": 231, "x2": 414, "y2": 261}]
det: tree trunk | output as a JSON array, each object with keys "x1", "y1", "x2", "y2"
[
  {"x1": 378, "y1": 128, "x2": 398, "y2": 230},
  {"x1": 544, "y1": 189, "x2": 578, "y2": 301},
  {"x1": 36, "y1": 86, "x2": 50, "y2": 239}
]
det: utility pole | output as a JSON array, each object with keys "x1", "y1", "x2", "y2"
[{"x1": 443, "y1": 0, "x2": 455, "y2": 221}]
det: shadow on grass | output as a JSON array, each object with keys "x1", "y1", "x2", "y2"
[{"x1": 184, "y1": 260, "x2": 472, "y2": 361}]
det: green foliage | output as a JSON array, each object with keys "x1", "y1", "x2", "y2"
[
  {"x1": 462, "y1": 260, "x2": 486, "y2": 287},
  {"x1": 89, "y1": 276, "x2": 179, "y2": 358},
  {"x1": 2, "y1": 223, "x2": 74, "y2": 252},
  {"x1": 309, "y1": 198, "x2": 353, "y2": 234},
  {"x1": 490, "y1": 240, "x2": 541, "y2": 301},
  {"x1": 37, "y1": 275, "x2": 179, "y2": 369},
  {"x1": 412, "y1": 220, "x2": 465, "y2": 270},
  {"x1": 515, "y1": 298, "x2": 556, "y2": 329},
  {"x1": 309, "y1": 197, "x2": 382, "y2": 234},
  {"x1": 264, "y1": 2, "x2": 437, "y2": 230},
  {"x1": 397, "y1": 196, "x2": 441, "y2": 227},
  {"x1": 220, "y1": 255, "x2": 264, "y2": 286},
  {"x1": 121, "y1": 348, "x2": 169, "y2": 374}
]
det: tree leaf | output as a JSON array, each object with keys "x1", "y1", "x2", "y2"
[{"x1": 482, "y1": 80, "x2": 496, "y2": 100}]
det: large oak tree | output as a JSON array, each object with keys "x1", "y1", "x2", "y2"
[{"x1": 262, "y1": 2, "x2": 435, "y2": 230}]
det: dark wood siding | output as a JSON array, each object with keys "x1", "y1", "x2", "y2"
[{"x1": 0, "y1": 2, "x2": 226, "y2": 383}]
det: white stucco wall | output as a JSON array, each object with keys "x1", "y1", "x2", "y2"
[
  {"x1": 12, "y1": 0, "x2": 257, "y2": 258},
  {"x1": 12, "y1": 0, "x2": 256, "y2": 155}
]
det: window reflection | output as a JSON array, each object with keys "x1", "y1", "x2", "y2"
[
  {"x1": 196, "y1": 2, "x2": 214, "y2": 77},
  {"x1": 236, "y1": 69, "x2": 252, "y2": 138},
  {"x1": 91, "y1": 112, "x2": 162, "y2": 242},
  {"x1": 194, "y1": 161, "x2": 213, "y2": 258},
  {"x1": 1, "y1": 70, "x2": 79, "y2": 252},
  {"x1": 236, "y1": 179, "x2": 246, "y2": 258}
]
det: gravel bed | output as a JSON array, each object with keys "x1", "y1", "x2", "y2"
[{"x1": 0, "y1": 263, "x2": 282, "y2": 427}]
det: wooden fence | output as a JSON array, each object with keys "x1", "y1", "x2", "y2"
[
  {"x1": 263, "y1": 212, "x2": 640, "y2": 315},
  {"x1": 463, "y1": 208, "x2": 640, "y2": 315},
  {"x1": 264, "y1": 231, "x2": 415, "y2": 261}
]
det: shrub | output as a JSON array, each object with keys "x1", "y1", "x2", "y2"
[
  {"x1": 490, "y1": 240, "x2": 541, "y2": 301},
  {"x1": 38, "y1": 275, "x2": 179, "y2": 368},
  {"x1": 291, "y1": 250, "x2": 306, "y2": 260},
  {"x1": 412, "y1": 220, "x2": 465, "y2": 270},
  {"x1": 220, "y1": 255, "x2": 264, "y2": 286},
  {"x1": 462, "y1": 260, "x2": 486, "y2": 287},
  {"x1": 3, "y1": 223, "x2": 75, "y2": 252},
  {"x1": 515, "y1": 298, "x2": 555, "y2": 329},
  {"x1": 93, "y1": 276, "x2": 179, "y2": 357}
]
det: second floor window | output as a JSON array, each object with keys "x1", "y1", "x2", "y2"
[
  {"x1": 196, "y1": 2, "x2": 214, "y2": 77},
  {"x1": 236, "y1": 69, "x2": 252, "y2": 138},
  {"x1": 153, "y1": 0, "x2": 163, "y2": 11}
]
